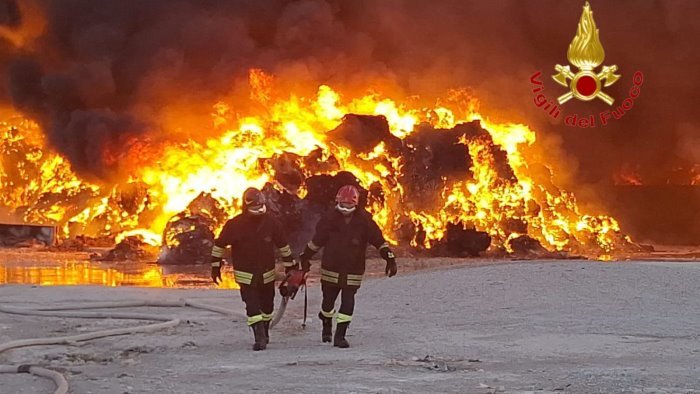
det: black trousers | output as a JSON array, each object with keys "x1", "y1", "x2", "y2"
[
  {"x1": 239, "y1": 282, "x2": 275, "y2": 324},
  {"x1": 321, "y1": 282, "x2": 357, "y2": 322}
]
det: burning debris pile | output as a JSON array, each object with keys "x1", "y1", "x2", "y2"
[
  {"x1": 1, "y1": 70, "x2": 636, "y2": 260},
  {"x1": 91, "y1": 236, "x2": 158, "y2": 262},
  {"x1": 157, "y1": 193, "x2": 225, "y2": 265}
]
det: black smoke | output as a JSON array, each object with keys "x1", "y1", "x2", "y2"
[{"x1": 1, "y1": 0, "x2": 699, "y2": 241}]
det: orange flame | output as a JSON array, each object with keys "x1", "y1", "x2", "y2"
[{"x1": 1, "y1": 69, "x2": 630, "y2": 256}]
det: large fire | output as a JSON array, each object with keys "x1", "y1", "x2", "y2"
[{"x1": 1, "y1": 69, "x2": 632, "y2": 258}]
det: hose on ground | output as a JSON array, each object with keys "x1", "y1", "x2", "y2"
[
  {"x1": 0, "y1": 365, "x2": 69, "y2": 394},
  {"x1": 0, "y1": 318, "x2": 181, "y2": 353},
  {"x1": 0, "y1": 298, "x2": 246, "y2": 394}
]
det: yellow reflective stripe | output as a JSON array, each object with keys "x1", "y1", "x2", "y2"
[
  {"x1": 261, "y1": 312, "x2": 273, "y2": 321},
  {"x1": 321, "y1": 269, "x2": 339, "y2": 283},
  {"x1": 320, "y1": 269, "x2": 339, "y2": 278},
  {"x1": 211, "y1": 246, "x2": 226, "y2": 258},
  {"x1": 308, "y1": 241, "x2": 321, "y2": 251},
  {"x1": 320, "y1": 309, "x2": 335, "y2": 318},
  {"x1": 337, "y1": 313, "x2": 352, "y2": 323},
  {"x1": 234, "y1": 270, "x2": 253, "y2": 285},
  {"x1": 278, "y1": 244, "x2": 292, "y2": 257},
  {"x1": 234, "y1": 270, "x2": 253, "y2": 280},
  {"x1": 347, "y1": 273, "x2": 363, "y2": 286},
  {"x1": 262, "y1": 269, "x2": 276, "y2": 284},
  {"x1": 321, "y1": 275, "x2": 339, "y2": 284},
  {"x1": 211, "y1": 261, "x2": 221, "y2": 267},
  {"x1": 282, "y1": 261, "x2": 297, "y2": 267},
  {"x1": 378, "y1": 242, "x2": 390, "y2": 250},
  {"x1": 247, "y1": 314, "x2": 264, "y2": 326}
]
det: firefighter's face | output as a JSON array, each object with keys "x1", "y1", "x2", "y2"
[
  {"x1": 336, "y1": 202, "x2": 356, "y2": 216},
  {"x1": 247, "y1": 203, "x2": 266, "y2": 215}
]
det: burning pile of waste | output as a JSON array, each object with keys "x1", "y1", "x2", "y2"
[{"x1": 1, "y1": 69, "x2": 638, "y2": 260}]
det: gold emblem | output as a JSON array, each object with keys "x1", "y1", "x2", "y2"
[{"x1": 552, "y1": 1, "x2": 620, "y2": 105}]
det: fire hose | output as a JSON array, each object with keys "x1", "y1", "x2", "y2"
[
  {"x1": 0, "y1": 299, "x2": 245, "y2": 394},
  {"x1": 0, "y1": 365, "x2": 69, "y2": 394}
]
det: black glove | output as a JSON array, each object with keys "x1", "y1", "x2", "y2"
[
  {"x1": 211, "y1": 257, "x2": 223, "y2": 285},
  {"x1": 211, "y1": 265, "x2": 222, "y2": 284},
  {"x1": 299, "y1": 245, "x2": 315, "y2": 272},
  {"x1": 385, "y1": 258, "x2": 397, "y2": 277},
  {"x1": 282, "y1": 254, "x2": 298, "y2": 274},
  {"x1": 380, "y1": 247, "x2": 397, "y2": 277},
  {"x1": 300, "y1": 258, "x2": 310, "y2": 273}
]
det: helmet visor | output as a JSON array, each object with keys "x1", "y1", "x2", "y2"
[{"x1": 247, "y1": 204, "x2": 266, "y2": 215}]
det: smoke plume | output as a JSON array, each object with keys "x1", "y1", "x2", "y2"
[{"x1": 1, "y1": 0, "x2": 699, "y2": 240}]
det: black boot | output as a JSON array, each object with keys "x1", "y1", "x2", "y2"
[
  {"x1": 333, "y1": 322, "x2": 350, "y2": 348},
  {"x1": 263, "y1": 321, "x2": 270, "y2": 345},
  {"x1": 319, "y1": 312, "x2": 332, "y2": 343},
  {"x1": 252, "y1": 322, "x2": 267, "y2": 351}
]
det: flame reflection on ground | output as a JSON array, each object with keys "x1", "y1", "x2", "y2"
[{"x1": 0, "y1": 250, "x2": 239, "y2": 288}]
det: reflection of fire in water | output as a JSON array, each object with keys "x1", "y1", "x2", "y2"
[
  {"x1": 0, "y1": 251, "x2": 239, "y2": 288},
  {"x1": 1, "y1": 69, "x2": 634, "y2": 258}
]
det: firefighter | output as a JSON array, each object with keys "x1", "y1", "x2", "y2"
[
  {"x1": 299, "y1": 184, "x2": 397, "y2": 348},
  {"x1": 210, "y1": 187, "x2": 296, "y2": 351}
]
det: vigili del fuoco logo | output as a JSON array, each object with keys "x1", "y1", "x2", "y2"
[{"x1": 529, "y1": 2, "x2": 644, "y2": 128}]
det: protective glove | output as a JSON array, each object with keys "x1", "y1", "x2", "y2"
[
  {"x1": 380, "y1": 247, "x2": 397, "y2": 277},
  {"x1": 282, "y1": 254, "x2": 298, "y2": 275},
  {"x1": 384, "y1": 258, "x2": 397, "y2": 277},
  {"x1": 300, "y1": 257, "x2": 311, "y2": 273},
  {"x1": 299, "y1": 245, "x2": 315, "y2": 272},
  {"x1": 211, "y1": 258, "x2": 222, "y2": 285}
]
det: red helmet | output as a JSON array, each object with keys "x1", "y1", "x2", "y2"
[
  {"x1": 336, "y1": 185, "x2": 360, "y2": 205},
  {"x1": 335, "y1": 185, "x2": 359, "y2": 215}
]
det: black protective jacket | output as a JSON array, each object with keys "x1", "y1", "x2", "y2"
[
  {"x1": 309, "y1": 209, "x2": 387, "y2": 287},
  {"x1": 213, "y1": 213, "x2": 290, "y2": 286}
]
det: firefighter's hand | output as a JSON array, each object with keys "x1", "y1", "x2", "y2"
[
  {"x1": 282, "y1": 254, "x2": 298, "y2": 275},
  {"x1": 211, "y1": 263, "x2": 222, "y2": 285},
  {"x1": 385, "y1": 258, "x2": 397, "y2": 277},
  {"x1": 299, "y1": 244, "x2": 315, "y2": 268},
  {"x1": 300, "y1": 257, "x2": 311, "y2": 273}
]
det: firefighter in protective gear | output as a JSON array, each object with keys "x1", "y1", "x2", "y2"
[
  {"x1": 211, "y1": 187, "x2": 296, "y2": 351},
  {"x1": 299, "y1": 184, "x2": 397, "y2": 348}
]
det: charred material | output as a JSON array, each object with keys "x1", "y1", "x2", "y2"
[
  {"x1": 444, "y1": 223, "x2": 491, "y2": 257},
  {"x1": 0, "y1": 223, "x2": 56, "y2": 247},
  {"x1": 185, "y1": 192, "x2": 228, "y2": 230},
  {"x1": 92, "y1": 236, "x2": 157, "y2": 261},
  {"x1": 158, "y1": 214, "x2": 215, "y2": 265},
  {"x1": 263, "y1": 153, "x2": 306, "y2": 194},
  {"x1": 329, "y1": 115, "x2": 402, "y2": 155},
  {"x1": 508, "y1": 235, "x2": 549, "y2": 255}
]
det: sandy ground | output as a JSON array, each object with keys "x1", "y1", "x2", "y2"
[{"x1": 1, "y1": 259, "x2": 699, "y2": 394}]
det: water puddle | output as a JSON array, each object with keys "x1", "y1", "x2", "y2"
[{"x1": 0, "y1": 249, "x2": 239, "y2": 288}]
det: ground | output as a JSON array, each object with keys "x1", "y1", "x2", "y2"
[{"x1": 1, "y1": 259, "x2": 699, "y2": 393}]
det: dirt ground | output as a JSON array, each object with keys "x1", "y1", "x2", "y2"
[{"x1": 1, "y1": 259, "x2": 699, "y2": 393}]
